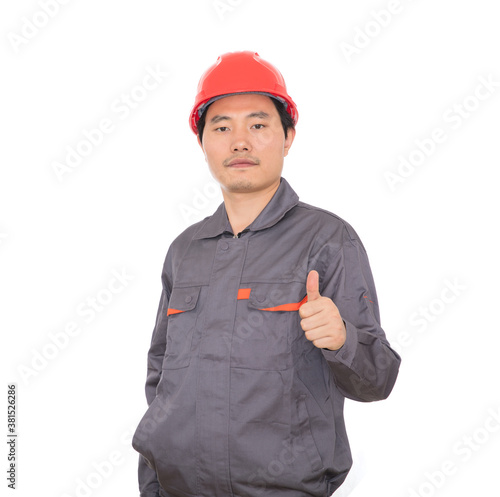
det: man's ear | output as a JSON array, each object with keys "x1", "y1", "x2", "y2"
[{"x1": 283, "y1": 127, "x2": 296, "y2": 157}]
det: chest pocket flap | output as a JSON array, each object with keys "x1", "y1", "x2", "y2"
[
  {"x1": 167, "y1": 286, "x2": 202, "y2": 316},
  {"x1": 247, "y1": 282, "x2": 307, "y2": 312}
]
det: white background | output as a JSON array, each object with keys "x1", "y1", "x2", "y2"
[{"x1": 1, "y1": 1, "x2": 499, "y2": 496}]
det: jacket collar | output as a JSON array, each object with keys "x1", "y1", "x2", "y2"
[{"x1": 193, "y1": 177, "x2": 299, "y2": 240}]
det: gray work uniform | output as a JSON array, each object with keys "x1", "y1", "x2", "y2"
[{"x1": 132, "y1": 177, "x2": 401, "y2": 497}]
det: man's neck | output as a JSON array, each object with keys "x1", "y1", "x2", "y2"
[{"x1": 222, "y1": 181, "x2": 280, "y2": 236}]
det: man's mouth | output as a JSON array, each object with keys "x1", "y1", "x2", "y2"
[{"x1": 226, "y1": 158, "x2": 259, "y2": 168}]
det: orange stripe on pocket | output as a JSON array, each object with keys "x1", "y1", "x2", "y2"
[
  {"x1": 260, "y1": 295, "x2": 308, "y2": 312},
  {"x1": 237, "y1": 288, "x2": 251, "y2": 300},
  {"x1": 167, "y1": 308, "x2": 185, "y2": 316}
]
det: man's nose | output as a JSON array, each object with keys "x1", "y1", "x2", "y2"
[{"x1": 231, "y1": 128, "x2": 252, "y2": 153}]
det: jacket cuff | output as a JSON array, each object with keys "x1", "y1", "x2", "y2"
[{"x1": 320, "y1": 319, "x2": 358, "y2": 367}]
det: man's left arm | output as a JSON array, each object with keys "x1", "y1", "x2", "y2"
[{"x1": 299, "y1": 228, "x2": 401, "y2": 402}]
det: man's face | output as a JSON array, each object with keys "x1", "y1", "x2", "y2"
[{"x1": 198, "y1": 93, "x2": 295, "y2": 195}]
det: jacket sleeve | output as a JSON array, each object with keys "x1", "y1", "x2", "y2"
[
  {"x1": 317, "y1": 224, "x2": 401, "y2": 402},
  {"x1": 137, "y1": 258, "x2": 172, "y2": 496}
]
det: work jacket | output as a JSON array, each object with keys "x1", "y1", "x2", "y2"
[{"x1": 132, "y1": 177, "x2": 401, "y2": 497}]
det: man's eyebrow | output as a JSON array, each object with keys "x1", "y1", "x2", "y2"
[
  {"x1": 209, "y1": 111, "x2": 271, "y2": 125},
  {"x1": 210, "y1": 115, "x2": 231, "y2": 124},
  {"x1": 247, "y1": 111, "x2": 270, "y2": 119}
]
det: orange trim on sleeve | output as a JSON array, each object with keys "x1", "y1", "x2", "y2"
[
  {"x1": 167, "y1": 308, "x2": 185, "y2": 316},
  {"x1": 260, "y1": 295, "x2": 308, "y2": 312},
  {"x1": 363, "y1": 296, "x2": 374, "y2": 304},
  {"x1": 237, "y1": 288, "x2": 251, "y2": 300}
]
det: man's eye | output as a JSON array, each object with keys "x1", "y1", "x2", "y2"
[
  {"x1": 252, "y1": 124, "x2": 265, "y2": 129},
  {"x1": 215, "y1": 126, "x2": 229, "y2": 132}
]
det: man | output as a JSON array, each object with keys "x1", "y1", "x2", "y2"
[{"x1": 132, "y1": 51, "x2": 401, "y2": 497}]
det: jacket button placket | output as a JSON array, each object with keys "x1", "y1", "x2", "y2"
[{"x1": 195, "y1": 237, "x2": 248, "y2": 496}]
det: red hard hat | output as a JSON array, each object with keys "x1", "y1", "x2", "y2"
[{"x1": 189, "y1": 51, "x2": 298, "y2": 135}]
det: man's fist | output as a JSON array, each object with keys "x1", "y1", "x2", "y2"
[{"x1": 299, "y1": 270, "x2": 346, "y2": 351}]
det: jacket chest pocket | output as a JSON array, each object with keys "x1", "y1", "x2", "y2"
[
  {"x1": 231, "y1": 282, "x2": 307, "y2": 371},
  {"x1": 163, "y1": 285, "x2": 202, "y2": 370}
]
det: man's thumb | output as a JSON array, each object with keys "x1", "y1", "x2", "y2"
[{"x1": 306, "y1": 270, "x2": 321, "y2": 301}]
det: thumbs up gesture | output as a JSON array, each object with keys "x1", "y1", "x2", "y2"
[{"x1": 299, "y1": 270, "x2": 346, "y2": 351}]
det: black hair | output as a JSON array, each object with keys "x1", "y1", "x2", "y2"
[{"x1": 196, "y1": 96, "x2": 295, "y2": 144}]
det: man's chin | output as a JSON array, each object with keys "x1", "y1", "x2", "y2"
[{"x1": 225, "y1": 180, "x2": 255, "y2": 193}]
